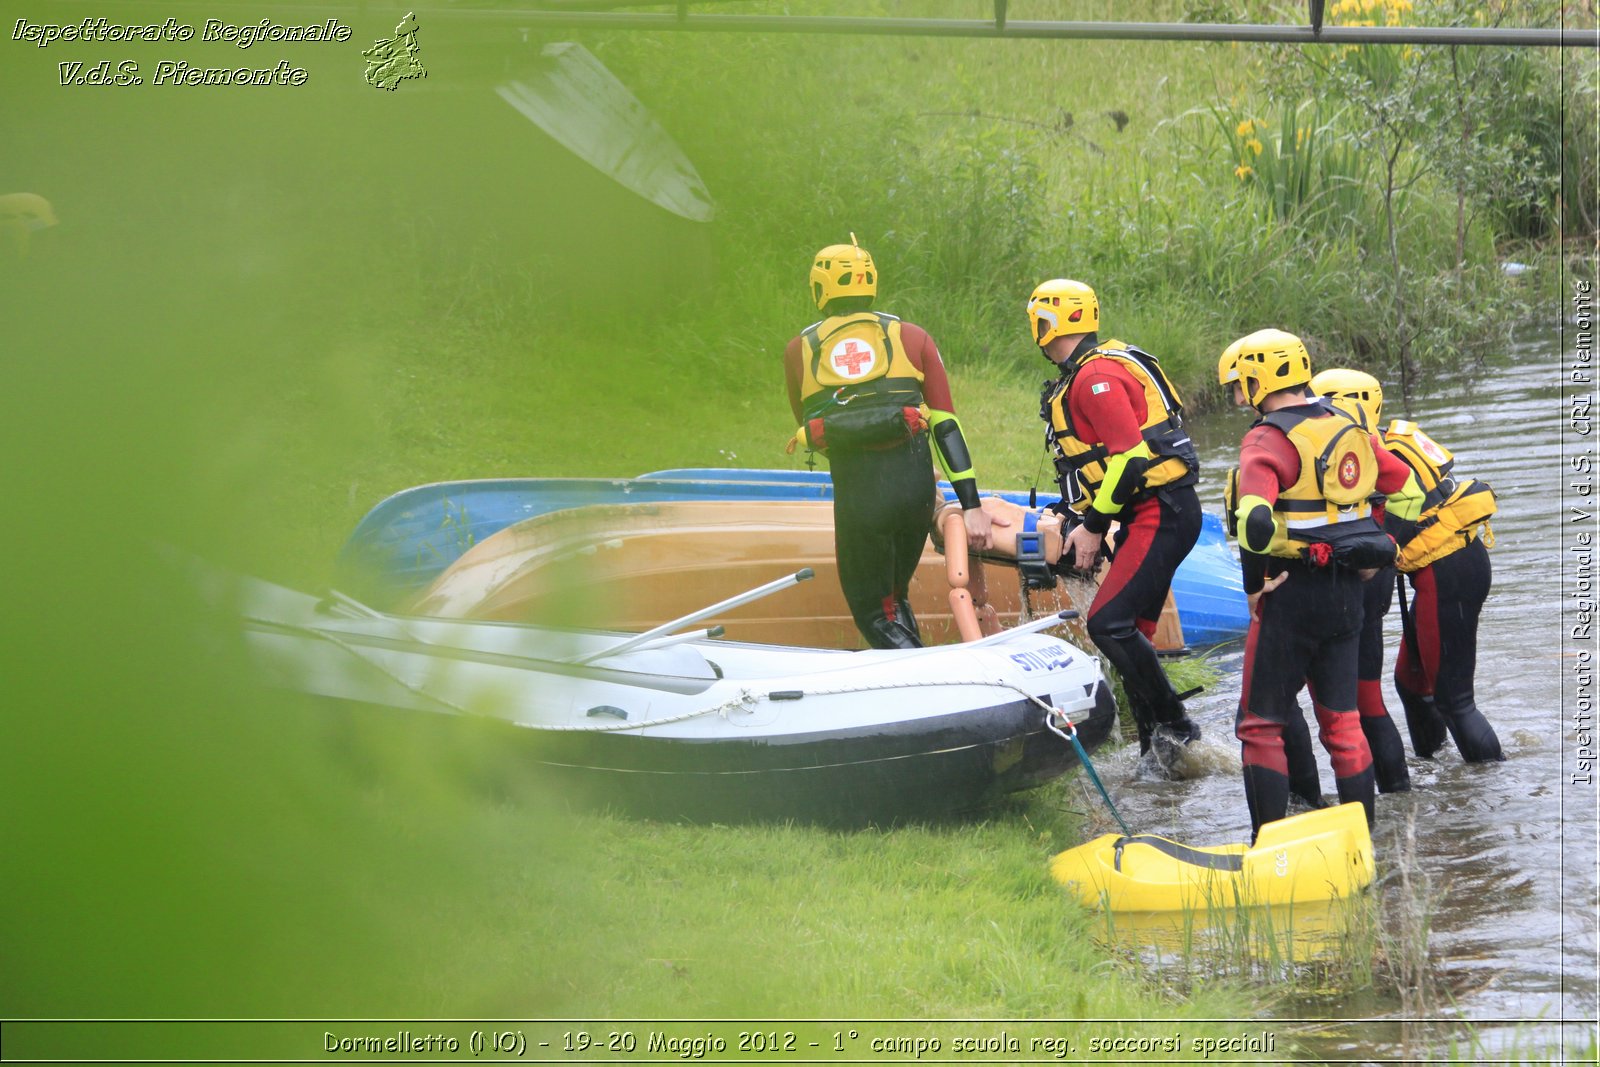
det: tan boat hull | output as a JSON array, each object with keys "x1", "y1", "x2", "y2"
[{"x1": 408, "y1": 499, "x2": 1182, "y2": 651}]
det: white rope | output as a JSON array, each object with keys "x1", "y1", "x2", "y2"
[{"x1": 258, "y1": 618, "x2": 1085, "y2": 734}]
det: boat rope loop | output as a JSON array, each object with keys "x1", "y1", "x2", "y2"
[
  {"x1": 1035, "y1": 692, "x2": 1133, "y2": 837},
  {"x1": 585, "y1": 677, "x2": 1064, "y2": 733},
  {"x1": 551, "y1": 677, "x2": 1075, "y2": 733},
  {"x1": 260, "y1": 618, "x2": 1112, "y2": 735},
  {"x1": 269, "y1": 621, "x2": 1083, "y2": 733}
]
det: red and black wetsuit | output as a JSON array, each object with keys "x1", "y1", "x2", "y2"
[
  {"x1": 1348, "y1": 558, "x2": 1414, "y2": 791},
  {"x1": 1234, "y1": 401, "x2": 1414, "y2": 836},
  {"x1": 785, "y1": 320, "x2": 954, "y2": 649},
  {"x1": 1387, "y1": 511, "x2": 1502, "y2": 763},
  {"x1": 1048, "y1": 356, "x2": 1201, "y2": 749}
]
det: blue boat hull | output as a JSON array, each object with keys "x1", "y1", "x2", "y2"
[{"x1": 335, "y1": 469, "x2": 1248, "y2": 647}]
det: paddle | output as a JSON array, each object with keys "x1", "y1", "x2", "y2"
[
  {"x1": 966, "y1": 608, "x2": 1080, "y2": 647},
  {"x1": 571, "y1": 568, "x2": 814, "y2": 665}
]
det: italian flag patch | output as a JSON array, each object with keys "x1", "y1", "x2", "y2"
[{"x1": 1090, "y1": 382, "x2": 1111, "y2": 395}]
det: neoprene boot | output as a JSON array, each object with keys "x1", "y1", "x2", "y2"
[
  {"x1": 1395, "y1": 683, "x2": 1448, "y2": 759},
  {"x1": 1089, "y1": 618, "x2": 1193, "y2": 722},
  {"x1": 1124, "y1": 687, "x2": 1158, "y2": 755},
  {"x1": 861, "y1": 612, "x2": 921, "y2": 650},
  {"x1": 1241, "y1": 763, "x2": 1291, "y2": 843},
  {"x1": 1334, "y1": 766, "x2": 1376, "y2": 828},
  {"x1": 1282, "y1": 708, "x2": 1326, "y2": 807},
  {"x1": 1357, "y1": 693, "x2": 1412, "y2": 793},
  {"x1": 894, "y1": 597, "x2": 921, "y2": 644},
  {"x1": 1438, "y1": 698, "x2": 1505, "y2": 763}
]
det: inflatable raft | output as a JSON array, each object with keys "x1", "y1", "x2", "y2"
[{"x1": 237, "y1": 571, "x2": 1115, "y2": 826}]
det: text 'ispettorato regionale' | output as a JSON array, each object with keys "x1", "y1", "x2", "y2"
[{"x1": 12, "y1": 17, "x2": 354, "y2": 87}]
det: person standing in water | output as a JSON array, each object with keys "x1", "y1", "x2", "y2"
[
  {"x1": 1314, "y1": 369, "x2": 1503, "y2": 764},
  {"x1": 1028, "y1": 278, "x2": 1202, "y2": 757}
]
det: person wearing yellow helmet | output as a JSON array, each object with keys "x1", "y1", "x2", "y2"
[
  {"x1": 1299, "y1": 368, "x2": 1413, "y2": 792},
  {"x1": 1226, "y1": 330, "x2": 1422, "y2": 839},
  {"x1": 785, "y1": 236, "x2": 993, "y2": 649},
  {"x1": 1312, "y1": 369, "x2": 1503, "y2": 764},
  {"x1": 1027, "y1": 278, "x2": 1202, "y2": 759},
  {"x1": 1218, "y1": 339, "x2": 1330, "y2": 808},
  {"x1": 1217, "y1": 337, "x2": 1248, "y2": 407}
]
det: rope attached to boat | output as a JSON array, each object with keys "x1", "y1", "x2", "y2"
[
  {"x1": 254, "y1": 615, "x2": 1107, "y2": 735},
  {"x1": 1031, "y1": 691, "x2": 1133, "y2": 837}
]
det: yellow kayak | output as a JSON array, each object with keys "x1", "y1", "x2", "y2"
[{"x1": 1050, "y1": 803, "x2": 1374, "y2": 911}]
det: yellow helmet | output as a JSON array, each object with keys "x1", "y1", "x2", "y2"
[
  {"x1": 1026, "y1": 279, "x2": 1099, "y2": 348},
  {"x1": 1233, "y1": 328, "x2": 1313, "y2": 407},
  {"x1": 809, "y1": 234, "x2": 876, "y2": 310},
  {"x1": 1311, "y1": 368, "x2": 1384, "y2": 430},
  {"x1": 1218, "y1": 337, "x2": 1244, "y2": 386}
]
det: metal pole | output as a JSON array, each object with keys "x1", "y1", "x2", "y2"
[
  {"x1": 570, "y1": 568, "x2": 813, "y2": 665},
  {"x1": 36, "y1": 2, "x2": 1594, "y2": 46},
  {"x1": 426, "y1": 10, "x2": 1596, "y2": 48}
]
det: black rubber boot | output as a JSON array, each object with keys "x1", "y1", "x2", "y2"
[
  {"x1": 1334, "y1": 766, "x2": 1377, "y2": 828},
  {"x1": 1439, "y1": 699, "x2": 1505, "y2": 763},
  {"x1": 1396, "y1": 684, "x2": 1448, "y2": 759},
  {"x1": 1125, "y1": 688, "x2": 1158, "y2": 755},
  {"x1": 1089, "y1": 621, "x2": 1191, "y2": 735},
  {"x1": 1359, "y1": 715, "x2": 1412, "y2": 792},
  {"x1": 1282, "y1": 707, "x2": 1326, "y2": 807},
  {"x1": 862, "y1": 613, "x2": 921, "y2": 650},
  {"x1": 894, "y1": 597, "x2": 921, "y2": 644},
  {"x1": 1241, "y1": 764, "x2": 1291, "y2": 843}
]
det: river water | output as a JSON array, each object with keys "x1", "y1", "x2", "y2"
[{"x1": 1073, "y1": 326, "x2": 1597, "y2": 1061}]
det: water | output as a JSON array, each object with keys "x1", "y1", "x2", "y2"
[{"x1": 1078, "y1": 326, "x2": 1597, "y2": 1061}]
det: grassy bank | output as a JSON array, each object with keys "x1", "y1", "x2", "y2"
[{"x1": 2, "y1": 0, "x2": 1589, "y2": 1057}]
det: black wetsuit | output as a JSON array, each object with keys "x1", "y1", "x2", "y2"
[
  {"x1": 829, "y1": 434, "x2": 937, "y2": 649},
  {"x1": 1391, "y1": 536, "x2": 1502, "y2": 762}
]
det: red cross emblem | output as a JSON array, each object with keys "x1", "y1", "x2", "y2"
[
  {"x1": 1338, "y1": 452, "x2": 1361, "y2": 489},
  {"x1": 831, "y1": 339, "x2": 876, "y2": 377}
]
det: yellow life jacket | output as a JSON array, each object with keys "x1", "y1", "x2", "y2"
[
  {"x1": 1222, "y1": 463, "x2": 1298, "y2": 557},
  {"x1": 1256, "y1": 404, "x2": 1387, "y2": 560},
  {"x1": 1383, "y1": 419, "x2": 1497, "y2": 572},
  {"x1": 797, "y1": 312, "x2": 924, "y2": 421},
  {"x1": 1041, "y1": 341, "x2": 1198, "y2": 513}
]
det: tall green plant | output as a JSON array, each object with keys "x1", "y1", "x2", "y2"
[
  {"x1": 1210, "y1": 101, "x2": 1369, "y2": 233},
  {"x1": 1249, "y1": 0, "x2": 1567, "y2": 409}
]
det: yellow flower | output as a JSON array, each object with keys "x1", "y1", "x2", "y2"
[
  {"x1": 1235, "y1": 164, "x2": 1255, "y2": 181},
  {"x1": 1236, "y1": 119, "x2": 1255, "y2": 137},
  {"x1": 1245, "y1": 138, "x2": 1264, "y2": 156}
]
